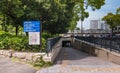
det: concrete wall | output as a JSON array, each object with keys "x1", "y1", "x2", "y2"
[
  {"x1": 46, "y1": 38, "x2": 62, "y2": 63},
  {"x1": 72, "y1": 38, "x2": 120, "y2": 65}
]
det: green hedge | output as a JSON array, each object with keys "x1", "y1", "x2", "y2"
[
  {"x1": 0, "y1": 31, "x2": 46, "y2": 52},
  {"x1": 0, "y1": 31, "x2": 59, "y2": 52}
]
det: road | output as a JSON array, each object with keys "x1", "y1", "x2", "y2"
[
  {"x1": 37, "y1": 47, "x2": 120, "y2": 73},
  {"x1": 0, "y1": 55, "x2": 36, "y2": 73}
]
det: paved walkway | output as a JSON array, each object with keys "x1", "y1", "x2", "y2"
[
  {"x1": 0, "y1": 55, "x2": 36, "y2": 73},
  {"x1": 37, "y1": 47, "x2": 120, "y2": 73}
]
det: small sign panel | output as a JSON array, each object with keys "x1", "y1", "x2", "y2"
[
  {"x1": 23, "y1": 21, "x2": 40, "y2": 32},
  {"x1": 29, "y1": 32, "x2": 40, "y2": 45}
]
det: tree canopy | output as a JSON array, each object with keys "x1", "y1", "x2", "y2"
[
  {"x1": 102, "y1": 7, "x2": 120, "y2": 29},
  {"x1": 0, "y1": 0, "x2": 105, "y2": 35}
]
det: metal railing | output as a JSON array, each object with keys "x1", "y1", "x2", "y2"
[
  {"x1": 46, "y1": 37, "x2": 61, "y2": 53},
  {"x1": 75, "y1": 36, "x2": 120, "y2": 52}
]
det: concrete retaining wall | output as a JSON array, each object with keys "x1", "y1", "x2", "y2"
[
  {"x1": 48, "y1": 38, "x2": 62, "y2": 63},
  {"x1": 72, "y1": 38, "x2": 120, "y2": 65}
]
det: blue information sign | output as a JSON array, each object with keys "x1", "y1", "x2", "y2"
[{"x1": 23, "y1": 21, "x2": 40, "y2": 32}]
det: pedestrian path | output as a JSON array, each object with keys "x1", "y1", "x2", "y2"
[
  {"x1": 37, "y1": 47, "x2": 120, "y2": 73},
  {"x1": 0, "y1": 55, "x2": 36, "y2": 73}
]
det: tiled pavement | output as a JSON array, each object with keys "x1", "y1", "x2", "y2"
[
  {"x1": 37, "y1": 47, "x2": 120, "y2": 73},
  {"x1": 0, "y1": 55, "x2": 36, "y2": 73}
]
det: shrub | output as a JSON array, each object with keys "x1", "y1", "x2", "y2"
[
  {"x1": 42, "y1": 32, "x2": 52, "y2": 39},
  {"x1": 0, "y1": 31, "x2": 47, "y2": 52},
  {"x1": 0, "y1": 31, "x2": 58, "y2": 52},
  {"x1": 42, "y1": 32, "x2": 59, "y2": 39},
  {"x1": 33, "y1": 56, "x2": 53, "y2": 67}
]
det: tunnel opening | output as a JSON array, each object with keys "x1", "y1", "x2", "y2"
[{"x1": 62, "y1": 41, "x2": 71, "y2": 47}]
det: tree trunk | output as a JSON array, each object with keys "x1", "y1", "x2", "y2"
[
  {"x1": 2, "y1": 23, "x2": 5, "y2": 31},
  {"x1": 2, "y1": 15, "x2": 7, "y2": 32},
  {"x1": 15, "y1": 26, "x2": 19, "y2": 36},
  {"x1": 2, "y1": 24, "x2": 7, "y2": 32},
  {"x1": 26, "y1": 32, "x2": 28, "y2": 36},
  {"x1": 4, "y1": 25, "x2": 7, "y2": 32}
]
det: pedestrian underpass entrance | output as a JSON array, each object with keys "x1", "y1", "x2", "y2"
[{"x1": 62, "y1": 41, "x2": 71, "y2": 47}]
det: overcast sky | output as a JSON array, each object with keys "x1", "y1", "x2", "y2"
[{"x1": 77, "y1": 0, "x2": 120, "y2": 30}]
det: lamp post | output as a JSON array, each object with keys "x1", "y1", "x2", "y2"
[
  {"x1": 81, "y1": 20, "x2": 83, "y2": 36},
  {"x1": 110, "y1": 18, "x2": 113, "y2": 37},
  {"x1": 110, "y1": 18, "x2": 112, "y2": 51}
]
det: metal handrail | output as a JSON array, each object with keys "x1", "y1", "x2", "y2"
[
  {"x1": 46, "y1": 37, "x2": 61, "y2": 53},
  {"x1": 75, "y1": 36, "x2": 120, "y2": 52}
]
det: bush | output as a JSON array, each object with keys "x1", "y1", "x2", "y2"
[
  {"x1": 0, "y1": 31, "x2": 47, "y2": 52},
  {"x1": 0, "y1": 31, "x2": 11, "y2": 49},
  {"x1": 0, "y1": 31, "x2": 10, "y2": 35},
  {"x1": 33, "y1": 56, "x2": 53, "y2": 67},
  {"x1": 42, "y1": 32, "x2": 53, "y2": 39},
  {"x1": 0, "y1": 31, "x2": 59, "y2": 52}
]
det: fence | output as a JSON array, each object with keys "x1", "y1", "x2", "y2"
[
  {"x1": 75, "y1": 36, "x2": 120, "y2": 52},
  {"x1": 46, "y1": 37, "x2": 61, "y2": 53}
]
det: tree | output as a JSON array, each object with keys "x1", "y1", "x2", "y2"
[
  {"x1": 0, "y1": 0, "x2": 105, "y2": 35},
  {"x1": 116, "y1": 8, "x2": 120, "y2": 14},
  {"x1": 102, "y1": 13, "x2": 117, "y2": 35},
  {"x1": 102, "y1": 8, "x2": 120, "y2": 35},
  {"x1": 102, "y1": 13, "x2": 115, "y2": 28},
  {"x1": 79, "y1": 11, "x2": 89, "y2": 35},
  {"x1": 69, "y1": 0, "x2": 105, "y2": 34},
  {"x1": 76, "y1": 27, "x2": 80, "y2": 30},
  {"x1": 0, "y1": 0, "x2": 24, "y2": 35},
  {"x1": 116, "y1": 7, "x2": 120, "y2": 26}
]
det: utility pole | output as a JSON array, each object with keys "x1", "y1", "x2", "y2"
[{"x1": 81, "y1": 20, "x2": 83, "y2": 36}]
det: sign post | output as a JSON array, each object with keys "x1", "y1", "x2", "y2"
[{"x1": 23, "y1": 21, "x2": 41, "y2": 45}]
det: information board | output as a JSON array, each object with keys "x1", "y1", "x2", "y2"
[
  {"x1": 23, "y1": 21, "x2": 40, "y2": 32},
  {"x1": 29, "y1": 32, "x2": 40, "y2": 45}
]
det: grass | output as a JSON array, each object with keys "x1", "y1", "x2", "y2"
[{"x1": 11, "y1": 57, "x2": 53, "y2": 70}]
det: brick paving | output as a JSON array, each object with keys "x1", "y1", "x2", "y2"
[
  {"x1": 0, "y1": 55, "x2": 36, "y2": 73},
  {"x1": 37, "y1": 47, "x2": 120, "y2": 73}
]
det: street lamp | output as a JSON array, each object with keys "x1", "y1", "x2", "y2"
[
  {"x1": 81, "y1": 20, "x2": 83, "y2": 36},
  {"x1": 109, "y1": 18, "x2": 113, "y2": 51}
]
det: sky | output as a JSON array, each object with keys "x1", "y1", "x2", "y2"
[{"x1": 77, "y1": 0, "x2": 120, "y2": 30}]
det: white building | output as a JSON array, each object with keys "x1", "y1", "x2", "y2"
[
  {"x1": 100, "y1": 21, "x2": 110, "y2": 33},
  {"x1": 90, "y1": 20, "x2": 99, "y2": 29}
]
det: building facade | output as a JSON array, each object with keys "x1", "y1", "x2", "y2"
[{"x1": 90, "y1": 20, "x2": 99, "y2": 29}]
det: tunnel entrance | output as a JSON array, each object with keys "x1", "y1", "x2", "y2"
[{"x1": 62, "y1": 41, "x2": 71, "y2": 47}]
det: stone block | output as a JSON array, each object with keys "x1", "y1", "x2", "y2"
[
  {"x1": 0, "y1": 50, "x2": 3, "y2": 55},
  {"x1": 33, "y1": 56, "x2": 41, "y2": 62},
  {"x1": 25, "y1": 53, "x2": 34, "y2": 62},
  {"x1": 2, "y1": 50, "x2": 12, "y2": 57},
  {"x1": 13, "y1": 52, "x2": 26, "y2": 59}
]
